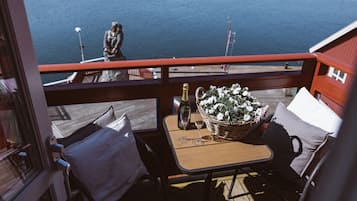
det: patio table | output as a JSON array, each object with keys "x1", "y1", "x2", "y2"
[{"x1": 163, "y1": 113, "x2": 273, "y2": 201}]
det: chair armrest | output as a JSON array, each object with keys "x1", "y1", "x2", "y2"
[
  {"x1": 134, "y1": 134, "x2": 165, "y2": 179},
  {"x1": 299, "y1": 152, "x2": 330, "y2": 201},
  {"x1": 262, "y1": 113, "x2": 274, "y2": 122},
  {"x1": 134, "y1": 134, "x2": 168, "y2": 200},
  {"x1": 257, "y1": 113, "x2": 274, "y2": 135}
]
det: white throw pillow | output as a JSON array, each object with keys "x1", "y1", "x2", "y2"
[{"x1": 287, "y1": 87, "x2": 342, "y2": 137}]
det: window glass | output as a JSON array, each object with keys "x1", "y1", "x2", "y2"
[
  {"x1": 327, "y1": 66, "x2": 347, "y2": 84},
  {"x1": 333, "y1": 68, "x2": 339, "y2": 74},
  {"x1": 0, "y1": 15, "x2": 39, "y2": 201}
]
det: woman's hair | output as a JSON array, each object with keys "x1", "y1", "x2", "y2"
[{"x1": 111, "y1": 23, "x2": 122, "y2": 32}]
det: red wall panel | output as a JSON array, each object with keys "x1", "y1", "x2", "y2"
[{"x1": 321, "y1": 29, "x2": 357, "y2": 73}]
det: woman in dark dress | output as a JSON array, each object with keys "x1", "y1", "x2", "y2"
[{"x1": 101, "y1": 21, "x2": 128, "y2": 81}]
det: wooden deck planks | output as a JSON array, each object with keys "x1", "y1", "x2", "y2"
[{"x1": 50, "y1": 99, "x2": 156, "y2": 137}]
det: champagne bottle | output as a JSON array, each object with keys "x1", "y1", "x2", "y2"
[{"x1": 178, "y1": 83, "x2": 191, "y2": 129}]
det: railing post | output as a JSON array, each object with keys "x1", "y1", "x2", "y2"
[
  {"x1": 301, "y1": 59, "x2": 317, "y2": 90},
  {"x1": 161, "y1": 66, "x2": 169, "y2": 83},
  {"x1": 157, "y1": 66, "x2": 172, "y2": 133}
]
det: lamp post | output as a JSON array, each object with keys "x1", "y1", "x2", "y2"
[{"x1": 74, "y1": 27, "x2": 85, "y2": 62}]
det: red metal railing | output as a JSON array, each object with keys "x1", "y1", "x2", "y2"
[
  {"x1": 39, "y1": 53, "x2": 315, "y2": 72},
  {"x1": 39, "y1": 54, "x2": 318, "y2": 108}
]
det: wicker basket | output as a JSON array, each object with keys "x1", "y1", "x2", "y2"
[{"x1": 195, "y1": 87, "x2": 268, "y2": 141}]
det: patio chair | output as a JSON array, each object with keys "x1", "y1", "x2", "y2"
[
  {"x1": 54, "y1": 110, "x2": 167, "y2": 201},
  {"x1": 228, "y1": 102, "x2": 337, "y2": 201}
]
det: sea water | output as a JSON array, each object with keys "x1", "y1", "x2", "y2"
[{"x1": 24, "y1": 0, "x2": 357, "y2": 83}]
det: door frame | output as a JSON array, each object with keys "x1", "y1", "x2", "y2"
[{"x1": 1, "y1": 0, "x2": 66, "y2": 200}]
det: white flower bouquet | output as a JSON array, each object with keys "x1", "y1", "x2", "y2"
[{"x1": 195, "y1": 83, "x2": 268, "y2": 140}]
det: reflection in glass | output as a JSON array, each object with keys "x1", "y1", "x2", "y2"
[{"x1": 0, "y1": 78, "x2": 33, "y2": 200}]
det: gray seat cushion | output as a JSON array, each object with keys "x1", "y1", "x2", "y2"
[{"x1": 63, "y1": 114, "x2": 148, "y2": 201}]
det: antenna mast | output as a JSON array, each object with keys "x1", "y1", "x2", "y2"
[{"x1": 223, "y1": 18, "x2": 237, "y2": 72}]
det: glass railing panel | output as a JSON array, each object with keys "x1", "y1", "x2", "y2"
[
  {"x1": 48, "y1": 99, "x2": 157, "y2": 138},
  {"x1": 250, "y1": 87, "x2": 297, "y2": 114},
  {"x1": 169, "y1": 65, "x2": 227, "y2": 78},
  {"x1": 227, "y1": 61, "x2": 302, "y2": 74},
  {"x1": 42, "y1": 67, "x2": 162, "y2": 86},
  {"x1": 168, "y1": 61, "x2": 303, "y2": 78}
]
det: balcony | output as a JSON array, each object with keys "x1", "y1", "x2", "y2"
[
  {"x1": 0, "y1": 48, "x2": 351, "y2": 201},
  {"x1": 36, "y1": 51, "x2": 356, "y2": 200}
]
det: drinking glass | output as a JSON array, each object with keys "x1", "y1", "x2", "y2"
[
  {"x1": 194, "y1": 120, "x2": 204, "y2": 145},
  {"x1": 178, "y1": 136, "x2": 188, "y2": 145}
]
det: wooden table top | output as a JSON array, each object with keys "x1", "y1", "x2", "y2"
[{"x1": 163, "y1": 114, "x2": 273, "y2": 174}]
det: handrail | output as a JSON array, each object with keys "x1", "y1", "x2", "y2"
[
  {"x1": 38, "y1": 53, "x2": 315, "y2": 73},
  {"x1": 315, "y1": 53, "x2": 355, "y2": 74},
  {"x1": 41, "y1": 52, "x2": 318, "y2": 106}
]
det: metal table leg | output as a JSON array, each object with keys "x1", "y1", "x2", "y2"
[
  {"x1": 203, "y1": 172, "x2": 212, "y2": 201},
  {"x1": 227, "y1": 168, "x2": 252, "y2": 199}
]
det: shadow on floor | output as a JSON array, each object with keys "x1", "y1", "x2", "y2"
[
  {"x1": 168, "y1": 180, "x2": 227, "y2": 201},
  {"x1": 243, "y1": 174, "x2": 300, "y2": 201}
]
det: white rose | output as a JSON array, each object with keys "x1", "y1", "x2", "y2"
[
  {"x1": 255, "y1": 108, "x2": 262, "y2": 115},
  {"x1": 246, "y1": 105, "x2": 253, "y2": 112},
  {"x1": 233, "y1": 88, "x2": 240, "y2": 95},
  {"x1": 242, "y1": 91, "x2": 248, "y2": 96},
  {"x1": 233, "y1": 106, "x2": 238, "y2": 112},
  {"x1": 243, "y1": 114, "x2": 251, "y2": 121},
  {"x1": 207, "y1": 96, "x2": 215, "y2": 104},
  {"x1": 212, "y1": 96, "x2": 217, "y2": 103},
  {"x1": 208, "y1": 108, "x2": 215, "y2": 114},
  {"x1": 217, "y1": 113, "x2": 224, "y2": 121},
  {"x1": 232, "y1": 83, "x2": 240, "y2": 89}
]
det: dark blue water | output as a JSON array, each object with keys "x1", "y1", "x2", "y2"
[{"x1": 24, "y1": 0, "x2": 357, "y2": 82}]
